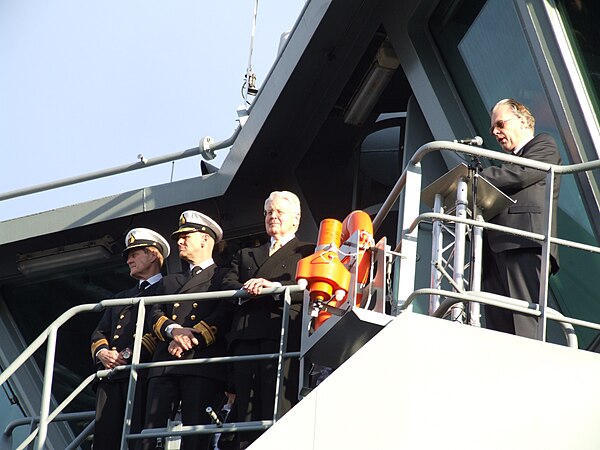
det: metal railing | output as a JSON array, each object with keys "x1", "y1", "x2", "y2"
[
  {"x1": 3, "y1": 140, "x2": 600, "y2": 449},
  {"x1": 0, "y1": 286, "x2": 300, "y2": 450},
  {"x1": 372, "y1": 140, "x2": 600, "y2": 342}
]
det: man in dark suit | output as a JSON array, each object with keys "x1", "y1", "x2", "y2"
[
  {"x1": 91, "y1": 227, "x2": 170, "y2": 449},
  {"x1": 481, "y1": 98, "x2": 561, "y2": 338},
  {"x1": 222, "y1": 191, "x2": 314, "y2": 448},
  {"x1": 139, "y1": 210, "x2": 231, "y2": 450}
]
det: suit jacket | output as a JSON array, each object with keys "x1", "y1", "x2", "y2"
[
  {"x1": 222, "y1": 237, "x2": 315, "y2": 350},
  {"x1": 148, "y1": 263, "x2": 231, "y2": 380},
  {"x1": 481, "y1": 132, "x2": 561, "y2": 272},
  {"x1": 90, "y1": 282, "x2": 160, "y2": 383}
]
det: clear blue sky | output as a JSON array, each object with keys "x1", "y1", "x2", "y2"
[{"x1": 0, "y1": 1, "x2": 306, "y2": 221}]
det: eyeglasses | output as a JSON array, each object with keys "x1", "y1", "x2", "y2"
[{"x1": 489, "y1": 118, "x2": 516, "y2": 135}]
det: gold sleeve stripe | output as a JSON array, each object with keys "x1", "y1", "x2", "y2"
[
  {"x1": 91, "y1": 339, "x2": 109, "y2": 358},
  {"x1": 153, "y1": 316, "x2": 169, "y2": 341},
  {"x1": 193, "y1": 320, "x2": 217, "y2": 346},
  {"x1": 142, "y1": 333, "x2": 157, "y2": 354}
]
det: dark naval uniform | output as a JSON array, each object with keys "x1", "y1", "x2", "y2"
[
  {"x1": 139, "y1": 264, "x2": 232, "y2": 450},
  {"x1": 91, "y1": 282, "x2": 160, "y2": 450}
]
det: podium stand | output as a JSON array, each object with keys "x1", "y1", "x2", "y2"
[{"x1": 421, "y1": 163, "x2": 515, "y2": 325}]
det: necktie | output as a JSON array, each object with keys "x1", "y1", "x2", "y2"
[
  {"x1": 269, "y1": 240, "x2": 281, "y2": 256},
  {"x1": 138, "y1": 280, "x2": 150, "y2": 292},
  {"x1": 191, "y1": 266, "x2": 202, "y2": 277}
]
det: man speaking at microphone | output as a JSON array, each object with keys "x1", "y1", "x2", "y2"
[{"x1": 479, "y1": 98, "x2": 561, "y2": 338}]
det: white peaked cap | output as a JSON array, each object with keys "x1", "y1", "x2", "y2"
[
  {"x1": 171, "y1": 210, "x2": 223, "y2": 243},
  {"x1": 123, "y1": 227, "x2": 170, "y2": 258}
]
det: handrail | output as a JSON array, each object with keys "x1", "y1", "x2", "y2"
[
  {"x1": 374, "y1": 140, "x2": 600, "y2": 340},
  {"x1": 0, "y1": 0, "x2": 315, "y2": 205},
  {"x1": 410, "y1": 212, "x2": 600, "y2": 255},
  {"x1": 1, "y1": 411, "x2": 95, "y2": 450},
  {"x1": 0, "y1": 128, "x2": 241, "y2": 202},
  {"x1": 373, "y1": 140, "x2": 600, "y2": 233},
  {"x1": 0, "y1": 285, "x2": 301, "y2": 450},
  {"x1": 4, "y1": 140, "x2": 600, "y2": 448},
  {"x1": 402, "y1": 288, "x2": 581, "y2": 348},
  {"x1": 0, "y1": 287, "x2": 299, "y2": 387},
  {"x1": 0, "y1": 0, "x2": 314, "y2": 205}
]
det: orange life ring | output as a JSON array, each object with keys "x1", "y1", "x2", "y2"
[{"x1": 296, "y1": 211, "x2": 374, "y2": 331}]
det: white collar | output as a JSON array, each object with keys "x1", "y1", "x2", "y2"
[
  {"x1": 188, "y1": 258, "x2": 214, "y2": 272},
  {"x1": 141, "y1": 272, "x2": 163, "y2": 287},
  {"x1": 270, "y1": 234, "x2": 295, "y2": 247}
]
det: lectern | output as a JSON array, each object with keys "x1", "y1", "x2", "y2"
[{"x1": 421, "y1": 162, "x2": 515, "y2": 325}]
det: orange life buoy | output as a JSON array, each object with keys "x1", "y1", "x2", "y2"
[
  {"x1": 296, "y1": 219, "x2": 350, "y2": 325},
  {"x1": 296, "y1": 211, "x2": 374, "y2": 330},
  {"x1": 340, "y1": 210, "x2": 374, "y2": 308}
]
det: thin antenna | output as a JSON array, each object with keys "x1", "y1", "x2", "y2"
[
  {"x1": 243, "y1": 0, "x2": 259, "y2": 104},
  {"x1": 170, "y1": 161, "x2": 175, "y2": 182}
]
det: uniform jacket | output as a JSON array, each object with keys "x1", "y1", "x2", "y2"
[
  {"x1": 90, "y1": 282, "x2": 160, "y2": 382},
  {"x1": 222, "y1": 237, "x2": 315, "y2": 349},
  {"x1": 481, "y1": 132, "x2": 561, "y2": 272},
  {"x1": 148, "y1": 263, "x2": 231, "y2": 380}
]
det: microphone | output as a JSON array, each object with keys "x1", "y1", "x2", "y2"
[{"x1": 453, "y1": 136, "x2": 483, "y2": 146}]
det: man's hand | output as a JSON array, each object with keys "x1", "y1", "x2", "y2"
[
  {"x1": 168, "y1": 340, "x2": 186, "y2": 358},
  {"x1": 97, "y1": 349, "x2": 126, "y2": 369},
  {"x1": 242, "y1": 277, "x2": 275, "y2": 296},
  {"x1": 171, "y1": 327, "x2": 201, "y2": 352}
]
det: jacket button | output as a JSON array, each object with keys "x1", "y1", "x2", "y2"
[
  {"x1": 120, "y1": 315, "x2": 125, "y2": 319},
  {"x1": 116, "y1": 325, "x2": 122, "y2": 329},
  {"x1": 114, "y1": 335, "x2": 119, "y2": 340},
  {"x1": 193, "y1": 303, "x2": 198, "y2": 308},
  {"x1": 172, "y1": 315, "x2": 177, "y2": 320},
  {"x1": 174, "y1": 303, "x2": 180, "y2": 308},
  {"x1": 190, "y1": 315, "x2": 196, "y2": 321}
]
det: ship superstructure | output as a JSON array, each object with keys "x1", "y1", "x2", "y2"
[{"x1": 1, "y1": 0, "x2": 600, "y2": 448}]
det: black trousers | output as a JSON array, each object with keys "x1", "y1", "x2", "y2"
[
  {"x1": 94, "y1": 378, "x2": 146, "y2": 450},
  {"x1": 482, "y1": 247, "x2": 543, "y2": 338},
  {"x1": 230, "y1": 339, "x2": 299, "y2": 448},
  {"x1": 138, "y1": 375, "x2": 222, "y2": 450}
]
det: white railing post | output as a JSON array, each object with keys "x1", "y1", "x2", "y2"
[
  {"x1": 429, "y1": 194, "x2": 444, "y2": 314},
  {"x1": 273, "y1": 287, "x2": 292, "y2": 421},
  {"x1": 537, "y1": 168, "x2": 555, "y2": 342},
  {"x1": 120, "y1": 296, "x2": 148, "y2": 450},
  {"x1": 35, "y1": 325, "x2": 58, "y2": 450},
  {"x1": 393, "y1": 162, "x2": 422, "y2": 315}
]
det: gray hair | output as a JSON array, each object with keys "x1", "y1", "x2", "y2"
[
  {"x1": 264, "y1": 191, "x2": 301, "y2": 218},
  {"x1": 492, "y1": 98, "x2": 535, "y2": 132}
]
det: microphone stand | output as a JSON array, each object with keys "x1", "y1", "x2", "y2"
[{"x1": 466, "y1": 156, "x2": 481, "y2": 326}]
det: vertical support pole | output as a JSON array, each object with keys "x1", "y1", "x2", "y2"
[
  {"x1": 451, "y1": 177, "x2": 468, "y2": 322},
  {"x1": 468, "y1": 213, "x2": 484, "y2": 327},
  {"x1": 429, "y1": 194, "x2": 444, "y2": 315},
  {"x1": 537, "y1": 169, "x2": 555, "y2": 342},
  {"x1": 393, "y1": 162, "x2": 422, "y2": 315},
  {"x1": 35, "y1": 325, "x2": 58, "y2": 450},
  {"x1": 298, "y1": 290, "x2": 312, "y2": 399},
  {"x1": 274, "y1": 287, "x2": 291, "y2": 421},
  {"x1": 121, "y1": 297, "x2": 147, "y2": 450}
]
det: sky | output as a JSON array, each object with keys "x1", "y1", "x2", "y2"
[{"x1": 0, "y1": 0, "x2": 307, "y2": 222}]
